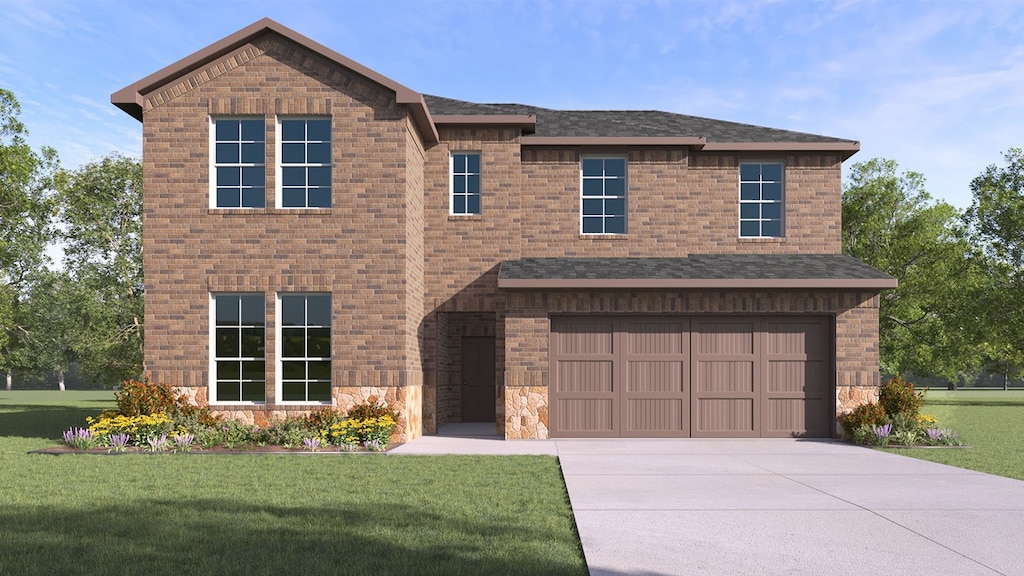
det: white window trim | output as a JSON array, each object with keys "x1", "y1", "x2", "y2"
[
  {"x1": 209, "y1": 116, "x2": 266, "y2": 209},
  {"x1": 449, "y1": 151, "x2": 482, "y2": 215},
  {"x1": 275, "y1": 116, "x2": 332, "y2": 209},
  {"x1": 209, "y1": 292, "x2": 266, "y2": 405},
  {"x1": 580, "y1": 155, "x2": 628, "y2": 235},
  {"x1": 276, "y1": 292, "x2": 333, "y2": 405},
  {"x1": 738, "y1": 160, "x2": 785, "y2": 239}
]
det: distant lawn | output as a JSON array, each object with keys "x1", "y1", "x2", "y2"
[
  {"x1": 0, "y1": 391, "x2": 587, "y2": 576},
  {"x1": 881, "y1": 389, "x2": 1024, "y2": 481}
]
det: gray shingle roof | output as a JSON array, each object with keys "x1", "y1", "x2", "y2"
[
  {"x1": 424, "y1": 95, "x2": 853, "y2": 144},
  {"x1": 497, "y1": 255, "x2": 895, "y2": 289}
]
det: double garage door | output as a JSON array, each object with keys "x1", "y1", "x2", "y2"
[{"x1": 549, "y1": 316, "x2": 833, "y2": 438}]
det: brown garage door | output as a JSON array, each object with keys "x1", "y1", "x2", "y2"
[{"x1": 550, "y1": 316, "x2": 832, "y2": 438}]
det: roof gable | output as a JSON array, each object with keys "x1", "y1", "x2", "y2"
[{"x1": 111, "y1": 18, "x2": 437, "y2": 142}]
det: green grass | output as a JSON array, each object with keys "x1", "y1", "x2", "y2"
[
  {"x1": 881, "y1": 389, "x2": 1024, "y2": 480},
  {"x1": 0, "y1": 391, "x2": 587, "y2": 576}
]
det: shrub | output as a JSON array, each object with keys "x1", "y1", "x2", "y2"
[
  {"x1": 116, "y1": 377, "x2": 178, "y2": 417},
  {"x1": 878, "y1": 376, "x2": 926, "y2": 419},
  {"x1": 346, "y1": 399, "x2": 400, "y2": 423},
  {"x1": 838, "y1": 402, "x2": 886, "y2": 437},
  {"x1": 87, "y1": 413, "x2": 174, "y2": 446},
  {"x1": 302, "y1": 407, "x2": 345, "y2": 437},
  {"x1": 258, "y1": 418, "x2": 311, "y2": 449}
]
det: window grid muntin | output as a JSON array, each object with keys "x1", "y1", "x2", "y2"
[
  {"x1": 212, "y1": 118, "x2": 266, "y2": 208},
  {"x1": 279, "y1": 118, "x2": 332, "y2": 209},
  {"x1": 739, "y1": 162, "x2": 784, "y2": 238},
  {"x1": 212, "y1": 294, "x2": 266, "y2": 403},
  {"x1": 450, "y1": 152, "x2": 481, "y2": 215},
  {"x1": 580, "y1": 157, "x2": 627, "y2": 234},
  {"x1": 278, "y1": 293, "x2": 332, "y2": 403}
]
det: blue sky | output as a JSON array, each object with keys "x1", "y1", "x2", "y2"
[{"x1": 2, "y1": 0, "x2": 1022, "y2": 209}]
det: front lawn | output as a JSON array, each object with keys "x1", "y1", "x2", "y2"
[
  {"x1": 881, "y1": 389, "x2": 1024, "y2": 480},
  {"x1": 0, "y1": 391, "x2": 587, "y2": 576}
]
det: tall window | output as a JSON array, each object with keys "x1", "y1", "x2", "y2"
[
  {"x1": 739, "y1": 162, "x2": 784, "y2": 238},
  {"x1": 279, "y1": 294, "x2": 331, "y2": 402},
  {"x1": 279, "y1": 118, "x2": 332, "y2": 208},
  {"x1": 581, "y1": 157, "x2": 627, "y2": 234},
  {"x1": 212, "y1": 119, "x2": 266, "y2": 208},
  {"x1": 450, "y1": 152, "x2": 481, "y2": 214},
  {"x1": 212, "y1": 294, "x2": 266, "y2": 403}
]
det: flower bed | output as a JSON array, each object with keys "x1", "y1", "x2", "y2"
[
  {"x1": 839, "y1": 376, "x2": 963, "y2": 448},
  {"x1": 54, "y1": 378, "x2": 399, "y2": 454}
]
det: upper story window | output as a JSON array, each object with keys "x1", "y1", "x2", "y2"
[
  {"x1": 279, "y1": 118, "x2": 332, "y2": 208},
  {"x1": 739, "y1": 162, "x2": 784, "y2": 238},
  {"x1": 450, "y1": 152, "x2": 481, "y2": 215},
  {"x1": 581, "y1": 157, "x2": 627, "y2": 234},
  {"x1": 212, "y1": 294, "x2": 266, "y2": 403},
  {"x1": 279, "y1": 293, "x2": 332, "y2": 403},
  {"x1": 212, "y1": 119, "x2": 266, "y2": 208}
]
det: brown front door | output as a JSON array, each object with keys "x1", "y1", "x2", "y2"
[{"x1": 461, "y1": 337, "x2": 496, "y2": 422}]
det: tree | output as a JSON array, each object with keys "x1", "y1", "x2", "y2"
[
  {"x1": 15, "y1": 271, "x2": 83, "y2": 390},
  {"x1": 842, "y1": 158, "x2": 982, "y2": 378},
  {"x1": 0, "y1": 89, "x2": 57, "y2": 388},
  {"x1": 56, "y1": 154, "x2": 143, "y2": 384},
  {"x1": 964, "y1": 148, "x2": 1024, "y2": 385}
]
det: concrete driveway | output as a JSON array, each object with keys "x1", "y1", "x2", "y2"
[{"x1": 393, "y1": 429, "x2": 1024, "y2": 576}]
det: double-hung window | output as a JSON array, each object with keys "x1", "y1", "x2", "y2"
[
  {"x1": 212, "y1": 119, "x2": 266, "y2": 208},
  {"x1": 739, "y1": 162, "x2": 784, "y2": 238},
  {"x1": 279, "y1": 294, "x2": 332, "y2": 403},
  {"x1": 212, "y1": 294, "x2": 266, "y2": 403},
  {"x1": 581, "y1": 157, "x2": 627, "y2": 234},
  {"x1": 279, "y1": 118, "x2": 332, "y2": 208},
  {"x1": 450, "y1": 152, "x2": 481, "y2": 214}
]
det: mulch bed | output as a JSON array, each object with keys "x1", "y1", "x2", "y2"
[{"x1": 30, "y1": 444, "x2": 400, "y2": 455}]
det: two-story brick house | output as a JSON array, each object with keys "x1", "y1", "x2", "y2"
[{"x1": 112, "y1": 18, "x2": 894, "y2": 442}]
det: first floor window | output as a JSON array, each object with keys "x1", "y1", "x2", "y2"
[
  {"x1": 212, "y1": 118, "x2": 266, "y2": 208},
  {"x1": 450, "y1": 152, "x2": 481, "y2": 214},
  {"x1": 581, "y1": 157, "x2": 627, "y2": 234},
  {"x1": 739, "y1": 162, "x2": 784, "y2": 238},
  {"x1": 279, "y1": 293, "x2": 332, "y2": 402},
  {"x1": 213, "y1": 294, "x2": 266, "y2": 402}
]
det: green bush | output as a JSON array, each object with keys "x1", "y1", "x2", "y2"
[
  {"x1": 257, "y1": 418, "x2": 311, "y2": 449},
  {"x1": 879, "y1": 376, "x2": 926, "y2": 418},
  {"x1": 347, "y1": 400, "x2": 400, "y2": 423},
  {"x1": 116, "y1": 377, "x2": 178, "y2": 416},
  {"x1": 838, "y1": 402, "x2": 886, "y2": 437}
]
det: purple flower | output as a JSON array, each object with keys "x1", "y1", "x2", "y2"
[
  {"x1": 926, "y1": 428, "x2": 945, "y2": 441},
  {"x1": 109, "y1": 433, "x2": 131, "y2": 451},
  {"x1": 302, "y1": 437, "x2": 321, "y2": 451},
  {"x1": 873, "y1": 423, "x2": 892, "y2": 439},
  {"x1": 172, "y1": 432, "x2": 195, "y2": 451}
]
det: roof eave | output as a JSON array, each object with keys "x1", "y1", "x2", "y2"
[
  {"x1": 432, "y1": 114, "x2": 537, "y2": 134},
  {"x1": 497, "y1": 278, "x2": 898, "y2": 289},
  {"x1": 701, "y1": 141, "x2": 861, "y2": 160},
  {"x1": 520, "y1": 136, "x2": 707, "y2": 146}
]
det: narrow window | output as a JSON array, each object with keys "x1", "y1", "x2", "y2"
[
  {"x1": 279, "y1": 118, "x2": 332, "y2": 208},
  {"x1": 450, "y1": 152, "x2": 481, "y2": 214},
  {"x1": 739, "y1": 162, "x2": 784, "y2": 238},
  {"x1": 581, "y1": 157, "x2": 627, "y2": 234},
  {"x1": 279, "y1": 294, "x2": 332, "y2": 403},
  {"x1": 212, "y1": 294, "x2": 266, "y2": 403},
  {"x1": 212, "y1": 119, "x2": 266, "y2": 208}
]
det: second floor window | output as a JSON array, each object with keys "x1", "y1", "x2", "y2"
[
  {"x1": 280, "y1": 118, "x2": 332, "y2": 208},
  {"x1": 213, "y1": 119, "x2": 265, "y2": 208},
  {"x1": 450, "y1": 152, "x2": 481, "y2": 215},
  {"x1": 581, "y1": 157, "x2": 627, "y2": 234},
  {"x1": 739, "y1": 162, "x2": 784, "y2": 238}
]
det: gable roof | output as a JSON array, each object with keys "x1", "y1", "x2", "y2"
[
  {"x1": 111, "y1": 17, "x2": 438, "y2": 143},
  {"x1": 112, "y1": 18, "x2": 857, "y2": 156},
  {"x1": 497, "y1": 255, "x2": 896, "y2": 289}
]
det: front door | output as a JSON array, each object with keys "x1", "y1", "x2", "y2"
[{"x1": 461, "y1": 337, "x2": 496, "y2": 422}]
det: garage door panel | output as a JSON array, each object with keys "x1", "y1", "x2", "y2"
[
  {"x1": 695, "y1": 398, "x2": 755, "y2": 435},
  {"x1": 626, "y1": 322, "x2": 686, "y2": 354},
  {"x1": 696, "y1": 322, "x2": 754, "y2": 354},
  {"x1": 625, "y1": 398, "x2": 686, "y2": 434},
  {"x1": 553, "y1": 321, "x2": 613, "y2": 354},
  {"x1": 766, "y1": 321, "x2": 827, "y2": 356},
  {"x1": 697, "y1": 361, "x2": 754, "y2": 393},
  {"x1": 627, "y1": 361, "x2": 684, "y2": 393},
  {"x1": 768, "y1": 360, "x2": 827, "y2": 396},
  {"x1": 766, "y1": 398, "x2": 830, "y2": 437},
  {"x1": 556, "y1": 398, "x2": 614, "y2": 434},
  {"x1": 556, "y1": 361, "x2": 614, "y2": 393}
]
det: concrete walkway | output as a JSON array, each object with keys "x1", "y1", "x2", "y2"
[{"x1": 391, "y1": 426, "x2": 1024, "y2": 576}]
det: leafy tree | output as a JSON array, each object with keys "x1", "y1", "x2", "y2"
[
  {"x1": 15, "y1": 271, "x2": 83, "y2": 390},
  {"x1": 0, "y1": 89, "x2": 57, "y2": 388},
  {"x1": 964, "y1": 148, "x2": 1024, "y2": 385},
  {"x1": 843, "y1": 158, "x2": 982, "y2": 378},
  {"x1": 56, "y1": 154, "x2": 143, "y2": 384}
]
